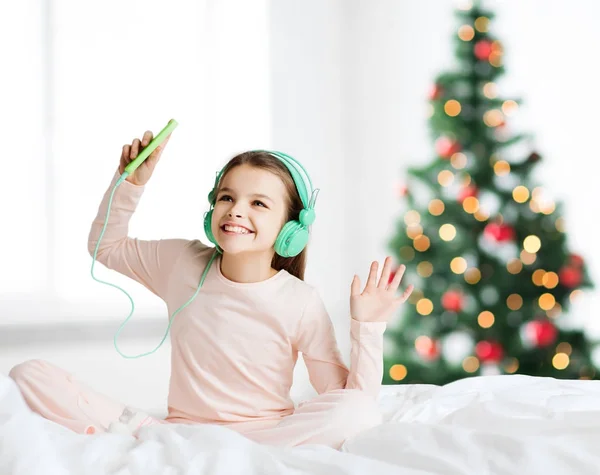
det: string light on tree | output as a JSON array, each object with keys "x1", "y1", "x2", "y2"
[
  {"x1": 474, "y1": 16, "x2": 490, "y2": 32},
  {"x1": 445, "y1": 99, "x2": 462, "y2": 116},
  {"x1": 458, "y1": 25, "x2": 475, "y2": 41},
  {"x1": 439, "y1": 224, "x2": 457, "y2": 241}
]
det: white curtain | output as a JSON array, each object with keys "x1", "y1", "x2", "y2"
[{"x1": 2, "y1": 0, "x2": 272, "y2": 324}]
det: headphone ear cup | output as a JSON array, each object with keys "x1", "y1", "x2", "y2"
[
  {"x1": 274, "y1": 221, "x2": 308, "y2": 257},
  {"x1": 204, "y1": 209, "x2": 217, "y2": 246}
]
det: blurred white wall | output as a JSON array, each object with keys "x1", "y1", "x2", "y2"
[{"x1": 1, "y1": 0, "x2": 599, "y2": 411}]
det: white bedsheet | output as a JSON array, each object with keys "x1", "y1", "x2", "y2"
[{"x1": 2, "y1": 373, "x2": 600, "y2": 474}]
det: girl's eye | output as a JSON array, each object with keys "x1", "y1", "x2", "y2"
[
  {"x1": 219, "y1": 195, "x2": 232, "y2": 202},
  {"x1": 253, "y1": 200, "x2": 267, "y2": 208}
]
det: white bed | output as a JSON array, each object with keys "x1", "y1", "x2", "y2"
[{"x1": 2, "y1": 372, "x2": 600, "y2": 474}]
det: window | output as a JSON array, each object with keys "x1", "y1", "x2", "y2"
[{"x1": 2, "y1": 0, "x2": 271, "y2": 324}]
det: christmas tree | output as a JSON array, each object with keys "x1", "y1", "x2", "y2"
[{"x1": 383, "y1": 0, "x2": 596, "y2": 386}]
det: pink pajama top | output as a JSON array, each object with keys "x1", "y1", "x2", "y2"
[{"x1": 88, "y1": 170, "x2": 387, "y2": 424}]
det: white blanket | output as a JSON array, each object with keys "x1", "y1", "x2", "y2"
[{"x1": 2, "y1": 373, "x2": 600, "y2": 474}]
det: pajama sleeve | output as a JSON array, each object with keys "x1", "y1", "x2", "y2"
[
  {"x1": 87, "y1": 169, "x2": 191, "y2": 301},
  {"x1": 295, "y1": 289, "x2": 387, "y2": 399},
  {"x1": 345, "y1": 318, "x2": 387, "y2": 399}
]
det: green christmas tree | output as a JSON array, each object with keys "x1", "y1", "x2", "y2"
[{"x1": 383, "y1": 0, "x2": 596, "y2": 386}]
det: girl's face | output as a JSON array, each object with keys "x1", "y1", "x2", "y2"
[{"x1": 211, "y1": 164, "x2": 289, "y2": 256}]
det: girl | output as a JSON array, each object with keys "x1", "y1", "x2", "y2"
[{"x1": 9, "y1": 127, "x2": 413, "y2": 450}]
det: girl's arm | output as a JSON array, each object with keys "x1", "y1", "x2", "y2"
[
  {"x1": 345, "y1": 319, "x2": 387, "y2": 398},
  {"x1": 87, "y1": 169, "x2": 191, "y2": 301},
  {"x1": 295, "y1": 289, "x2": 386, "y2": 398},
  {"x1": 294, "y1": 288, "x2": 349, "y2": 394}
]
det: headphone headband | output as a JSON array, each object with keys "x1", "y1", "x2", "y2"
[{"x1": 209, "y1": 150, "x2": 319, "y2": 211}]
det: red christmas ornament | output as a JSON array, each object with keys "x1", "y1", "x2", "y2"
[
  {"x1": 483, "y1": 222, "x2": 516, "y2": 242},
  {"x1": 474, "y1": 40, "x2": 493, "y2": 61},
  {"x1": 415, "y1": 336, "x2": 440, "y2": 361},
  {"x1": 441, "y1": 290, "x2": 464, "y2": 313},
  {"x1": 458, "y1": 185, "x2": 479, "y2": 204},
  {"x1": 559, "y1": 266, "x2": 582, "y2": 288},
  {"x1": 569, "y1": 254, "x2": 584, "y2": 268},
  {"x1": 435, "y1": 137, "x2": 461, "y2": 159},
  {"x1": 428, "y1": 83, "x2": 444, "y2": 100},
  {"x1": 524, "y1": 320, "x2": 558, "y2": 347},
  {"x1": 475, "y1": 340, "x2": 504, "y2": 363}
]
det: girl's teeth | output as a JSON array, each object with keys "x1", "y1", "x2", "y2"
[{"x1": 224, "y1": 225, "x2": 250, "y2": 234}]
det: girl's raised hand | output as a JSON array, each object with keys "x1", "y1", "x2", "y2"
[
  {"x1": 350, "y1": 256, "x2": 414, "y2": 323},
  {"x1": 119, "y1": 130, "x2": 172, "y2": 186}
]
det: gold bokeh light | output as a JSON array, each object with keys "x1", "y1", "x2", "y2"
[
  {"x1": 502, "y1": 100, "x2": 518, "y2": 115},
  {"x1": 478, "y1": 311, "x2": 495, "y2": 328},
  {"x1": 407, "y1": 224, "x2": 423, "y2": 239},
  {"x1": 414, "y1": 235, "x2": 431, "y2": 252},
  {"x1": 556, "y1": 342, "x2": 572, "y2": 355},
  {"x1": 451, "y1": 257, "x2": 468, "y2": 274},
  {"x1": 493, "y1": 160, "x2": 511, "y2": 176},
  {"x1": 513, "y1": 185, "x2": 530, "y2": 203},
  {"x1": 483, "y1": 82, "x2": 497, "y2": 98},
  {"x1": 417, "y1": 261, "x2": 434, "y2": 278},
  {"x1": 552, "y1": 353, "x2": 569, "y2": 370},
  {"x1": 404, "y1": 210, "x2": 421, "y2": 225},
  {"x1": 416, "y1": 298, "x2": 434, "y2": 315},
  {"x1": 464, "y1": 267, "x2": 481, "y2": 284},
  {"x1": 520, "y1": 250, "x2": 537, "y2": 265},
  {"x1": 389, "y1": 364, "x2": 407, "y2": 381},
  {"x1": 463, "y1": 356, "x2": 480, "y2": 373},
  {"x1": 445, "y1": 99, "x2": 462, "y2": 116},
  {"x1": 474, "y1": 16, "x2": 490, "y2": 32},
  {"x1": 524, "y1": 235, "x2": 541, "y2": 253},
  {"x1": 463, "y1": 197, "x2": 480, "y2": 214},
  {"x1": 439, "y1": 224, "x2": 457, "y2": 241},
  {"x1": 504, "y1": 357, "x2": 519, "y2": 374},
  {"x1": 543, "y1": 271, "x2": 559, "y2": 289},
  {"x1": 532, "y1": 269, "x2": 546, "y2": 286},
  {"x1": 458, "y1": 25, "x2": 475, "y2": 41},
  {"x1": 483, "y1": 109, "x2": 504, "y2": 127},
  {"x1": 438, "y1": 170, "x2": 454, "y2": 186},
  {"x1": 539, "y1": 293, "x2": 556, "y2": 311},
  {"x1": 429, "y1": 199, "x2": 445, "y2": 216},
  {"x1": 507, "y1": 294, "x2": 523, "y2": 310},
  {"x1": 451, "y1": 153, "x2": 468, "y2": 169},
  {"x1": 507, "y1": 258, "x2": 523, "y2": 274},
  {"x1": 413, "y1": 234, "x2": 431, "y2": 252}
]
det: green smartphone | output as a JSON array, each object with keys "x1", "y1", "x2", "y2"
[{"x1": 124, "y1": 118, "x2": 179, "y2": 175}]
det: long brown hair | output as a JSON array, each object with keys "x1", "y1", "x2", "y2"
[{"x1": 215, "y1": 150, "x2": 309, "y2": 280}]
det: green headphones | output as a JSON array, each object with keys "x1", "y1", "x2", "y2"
[{"x1": 203, "y1": 150, "x2": 319, "y2": 257}]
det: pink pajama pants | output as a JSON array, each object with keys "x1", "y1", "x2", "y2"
[{"x1": 9, "y1": 359, "x2": 382, "y2": 449}]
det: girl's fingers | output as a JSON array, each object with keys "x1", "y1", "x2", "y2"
[
  {"x1": 378, "y1": 256, "x2": 393, "y2": 289},
  {"x1": 130, "y1": 138, "x2": 141, "y2": 159},
  {"x1": 141, "y1": 130, "x2": 153, "y2": 147},
  {"x1": 395, "y1": 284, "x2": 414, "y2": 303},
  {"x1": 389, "y1": 264, "x2": 406, "y2": 291},
  {"x1": 122, "y1": 144, "x2": 131, "y2": 163},
  {"x1": 365, "y1": 261, "x2": 379, "y2": 291},
  {"x1": 351, "y1": 275, "x2": 361, "y2": 297}
]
